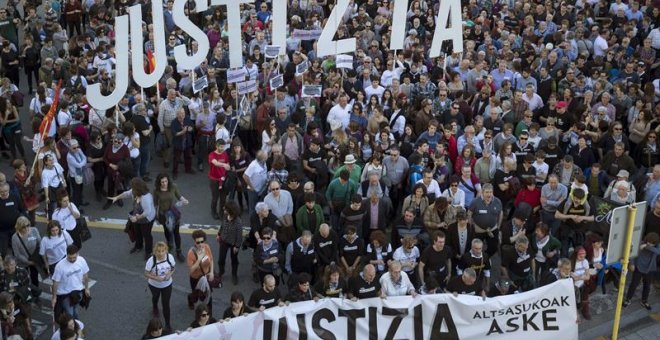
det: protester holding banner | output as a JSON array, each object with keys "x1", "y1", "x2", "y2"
[{"x1": 418, "y1": 231, "x2": 452, "y2": 291}]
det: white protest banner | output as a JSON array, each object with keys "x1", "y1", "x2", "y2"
[
  {"x1": 237, "y1": 80, "x2": 258, "y2": 95},
  {"x1": 227, "y1": 68, "x2": 247, "y2": 83},
  {"x1": 192, "y1": 75, "x2": 208, "y2": 93},
  {"x1": 160, "y1": 280, "x2": 577, "y2": 340},
  {"x1": 295, "y1": 61, "x2": 309, "y2": 75},
  {"x1": 265, "y1": 45, "x2": 281, "y2": 59},
  {"x1": 269, "y1": 74, "x2": 284, "y2": 89},
  {"x1": 336, "y1": 54, "x2": 354, "y2": 69},
  {"x1": 302, "y1": 85, "x2": 323, "y2": 97},
  {"x1": 292, "y1": 28, "x2": 323, "y2": 41}
]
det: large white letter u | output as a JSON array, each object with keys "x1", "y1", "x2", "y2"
[{"x1": 86, "y1": 15, "x2": 130, "y2": 111}]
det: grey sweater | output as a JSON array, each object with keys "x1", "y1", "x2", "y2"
[
  {"x1": 11, "y1": 227, "x2": 41, "y2": 267},
  {"x1": 635, "y1": 244, "x2": 660, "y2": 274}
]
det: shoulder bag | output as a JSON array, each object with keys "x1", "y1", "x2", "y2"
[{"x1": 17, "y1": 231, "x2": 48, "y2": 279}]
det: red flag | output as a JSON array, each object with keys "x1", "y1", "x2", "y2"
[
  {"x1": 147, "y1": 48, "x2": 156, "y2": 73},
  {"x1": 39, "y1": 80, "x2": 63, "y2": 141}
]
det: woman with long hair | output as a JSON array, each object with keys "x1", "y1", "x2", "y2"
[
  {"x1": 222, "y1": 291, "x2": 247, "y2": 320},
  {"x1": 51, "y1": 193, "x2": 82, "y2": 250},
  {"x1": 144, "y1": 242, "x2": 175, "y2": 332},
  {"x1": 570, "y1": 246, "x2": 593, "y2": 321},
  {"x1": 402, "y1": 183, "x2": 429, "y2": 217},
  {"x1": 314, "y1": 263, "x2": 347, "y2": 298},
  {"x1": 141, "y1": 318, "x2": 163, "y2": 339},
  {"x1": 633, "y1": 130, "x2": 659, "y2": 169},
  {"x1": 39, "y1": 221, "x2": 73, "y2": 276},
  {"x1": 40, "y1": 154, "x2": 67, "y2": 219},
  {"x1": 229, "y1": 140, "x2": 251, "y2": 212},
  {"x1": 366, "y1": 230, "x2": 393, "y2": 276},
  {"x1": 153, "y1": 173, "x2": 189, "y2": 262},
  {"x1": 0, "y1": 98, "x2": 24, "y2": 159},
  {"x1": 217, "y1": 201, "x2": 244, "y2": 286},
  {"x1": 109, "y1": 178, "x2": 156, "y2": 259},
  {"x1": 261, "y1": 117, "x2": 280, "y2": 155},
  {"x1": 190, "y1": 304, "x2": 217, "y2": 328},
  {"x1": 628, "y1": 110, "x2": 651, "y2": 152}
]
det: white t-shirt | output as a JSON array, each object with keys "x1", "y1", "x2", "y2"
[
  {"x1": 52, "y1": 204, "x2": 80, "y2": 231},
  {"x1": 244, "y1": 160, "x2": 268, "y2": 192},
  {"x1": 573, "y1": 258, "x2": 589, "y2": 288},
  {"x1": 593, "y1": 35, "x2": 608, "y2": 58},
  {"x1": 40, "y1": 231, "x2": 73, "y2": 265},
  {"x1": 145, "y1": 254, "x2": 175, "y2": 289},
  {"x1": 41, "y1": 163, "x2": 66, "y2": 189},
  {"x1": 124, "y1": 132, "x2": 140, "y2": 158},
  {"x1": 392, "y1": 246, "x2": 420, "y2": 273},
  {"x1": 52, "y1": 256, "x2": 89, "y2": 295}
]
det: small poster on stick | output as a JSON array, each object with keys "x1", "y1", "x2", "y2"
[
  {"x1": 192, "y1": 76, "x2": 208, "y2": 94},
  {"x1": 265, "y1": 45, "x2": 280, "y2": 59},
  {"x1": 336, "y1": 54, "x2": 354, "y2": 69},
  {"x1": 227, "y1": 68, "x2": 247, "y2": 83},
  {"x1": 237, "y1": 80, "x2": 258, "y2": 95},
  {"x1": 301, "y1": 85, "x2": 322, "y2": 98},
  {"x1": 269, "y1": 75, "x2": 284, "y2": 89},
  {"x1": 295, "y1": 61, "x2": 309, "y2": 75}
]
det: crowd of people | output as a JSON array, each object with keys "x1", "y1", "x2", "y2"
[{"x1": 0, "y1": 0, "x2": 657, "y2": 338}]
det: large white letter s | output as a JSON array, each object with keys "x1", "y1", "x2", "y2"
[{"x1": 129, "y1": 3, "x2": 167, "y2": 88}]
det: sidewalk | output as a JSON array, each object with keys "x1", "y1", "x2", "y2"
[{"x1": 579, "y1": 283, "x2": 659, "y2": 339}]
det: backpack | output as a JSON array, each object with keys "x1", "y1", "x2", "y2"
[
  {"x1": 150, "y1": 254, "x2": 173, "y2": 272},
  {"x1": 67, "y1": 75, "x2": 84, "y2": 94}
]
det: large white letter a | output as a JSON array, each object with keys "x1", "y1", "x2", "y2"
[{"x1": 429, "y1": 0, "x2": 463, "y2": 58}]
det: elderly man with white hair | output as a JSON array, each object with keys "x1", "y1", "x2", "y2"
[
  {"x1": 603, "y1": 169, "x2": 637, "y2": 199},
  {"x1": 609, "y1": 180, "x2": 636, "y2": 204},
  {"x1": 380, "y1": 260, "x2": 417, "y2": 297}
]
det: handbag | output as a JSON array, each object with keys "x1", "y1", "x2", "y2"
[
  {"x1": 17, "y1": 232, "x2": 48, "y2": 279},
  {"x1": 77, "y1": 217, "x2": 92, "y2": 242},
  {"x1": 124, "y1": 220, "x2": 136, "y2": 243},
  {"x1": 83, "y1": 165, "x2": 94, "y2": 185}
]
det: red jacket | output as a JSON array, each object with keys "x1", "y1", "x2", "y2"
[{"x1": 514, "y1": 187, "x2": 541, "y2": 210}]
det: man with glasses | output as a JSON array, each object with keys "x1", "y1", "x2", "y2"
[
  {"x1": 263, "y1": 180, "x2": 294, "y2": 241},
  {"x1": 253, "y1": 228, "x2": 284, "y2": 285},
  {"x1": 513, "y1": 131, "x2": 534, "y2": 165},
  {"x1": 383, "y1": 145, "x2": 409, "y2": 212}
]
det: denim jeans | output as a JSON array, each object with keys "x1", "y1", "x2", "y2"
[
  {"x1": 56, "y1": 290, "x2": 82, "y2": 319},
  {"x1": 139, "y1": 143, "x2": 151, "y2": 177}
]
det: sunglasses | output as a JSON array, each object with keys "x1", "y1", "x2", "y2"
[
  {"x1": 201, "y1": 313, "x2": 209, "y2": 317},
  {"x1": 271, "y1": 187, "x2": 280, "y2": 191},
  {"x1": 262, "y1": 236, "x2": 271, "y2": 240},
  {"x1": 195, "y1": 240, "x2": 204, "y2": 244}
]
